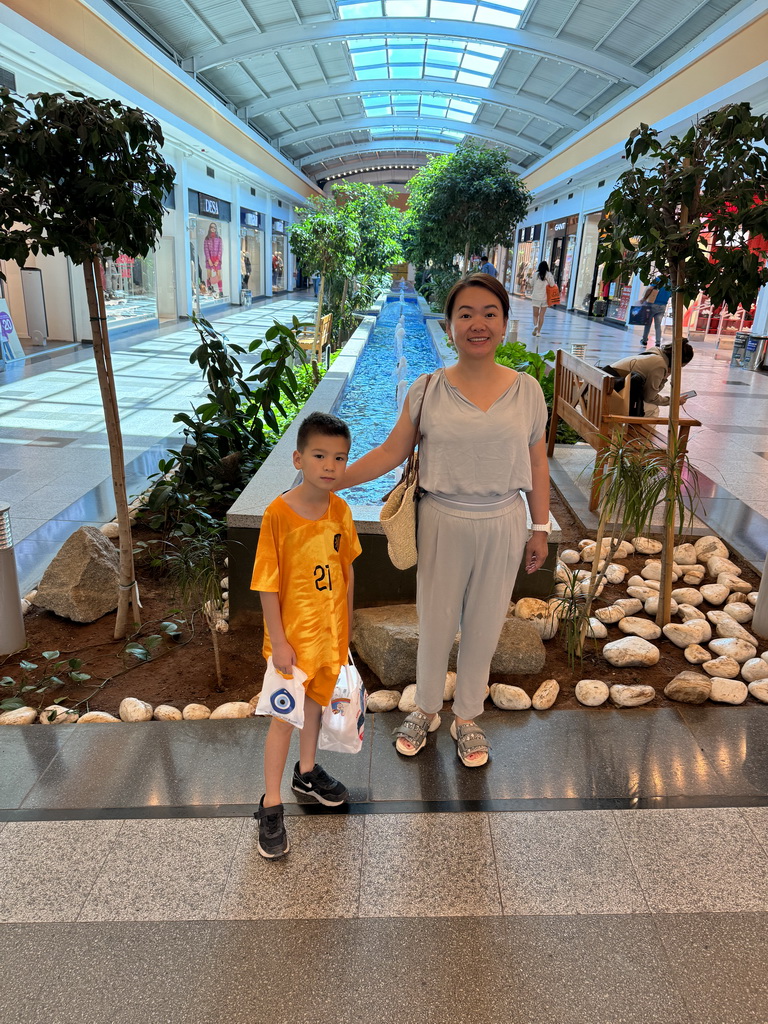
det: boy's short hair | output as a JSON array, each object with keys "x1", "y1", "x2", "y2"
[{"x1": 296, "y1": 411, "x2": 352, "y2": 451}]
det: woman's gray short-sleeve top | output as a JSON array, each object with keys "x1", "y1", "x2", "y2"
[{"x1": 408, "y1": 368, "x2": 547, "y2": 498}]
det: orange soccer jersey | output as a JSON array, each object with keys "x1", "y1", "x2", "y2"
[{"x1": 250, "y1": 493, "x2": 362, "y2": 705}]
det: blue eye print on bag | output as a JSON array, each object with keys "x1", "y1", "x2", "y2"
[{"x1": 271, "y1": 688, "x2": 296, "y2": 714}]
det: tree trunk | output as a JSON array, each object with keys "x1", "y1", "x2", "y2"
[
  {"x1": 315, "y1": 273, "x2": 326, "y2": 341},
  {"x1": 339, "y1": 277, "x2": 348, "y2": 320},
  {"x1": 656, "y1": 250, "x2": 687, "y2": 627},
  {"x1": 463, "y1": 241, "x2": 471, "y2": 276},
  {"x1": 83, "y1": 256, "x2": 141, "y2": 638}
]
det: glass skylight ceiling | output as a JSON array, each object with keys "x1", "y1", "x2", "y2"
[
  {"x1": 369, "y1": 125, "x2": 466, "y2": 140},
  {"x1": 338, "y1": 0, "x2": 530, "y2": 29},
  {"x1": 361, "y1": 94, "x2": 479, "y2": 122},
  {"x1": 348, "y1": 36, "x2": 506, "y2": 86}
]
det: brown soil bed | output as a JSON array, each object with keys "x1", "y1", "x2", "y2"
[{"x1": 5, "y1": 486, "x2": 763, "y2": 718}]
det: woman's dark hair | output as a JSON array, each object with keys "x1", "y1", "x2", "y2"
[
  {"x1": 537, "y1": 261, "x2": 549, "y2": 280},
  {"x1": 661, "y1": 341, "x2": 694, "y2": 366},
  {"x1": 444, "y1": 272, "x2": 509, "y2": 320},
  {"x1": 296, "y1": 412, "x2": 351, "y2": 451}
]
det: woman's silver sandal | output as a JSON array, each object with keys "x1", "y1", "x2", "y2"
[
  {"x1": 450, "y1": 720, "x2": 490, "y2": 767},
  {"x1": 393, "y1": 711, "x2": 441, "y2": 756}
]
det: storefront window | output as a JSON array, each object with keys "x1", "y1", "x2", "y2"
[
  {"x1": 189, "y1": 191, "x2": 231, "y2": 310},
  {"x1": 272, "y1": 219, "x2": 286, "y2": 291},
  {"x1": 511, "y1": 225, "x2": 541, "y2": 298},
  {"x1": 102, "y1": 254, "x2": 157, "y2": 328},
  {"x1": 240, "y1": 209, "x2": 264, "y2": 302},
  {"x1": 543, "y1": 215, "x2": 578, "y2": 305},
  {"x1": 572, "y1": 212, "x2": 602, "y2": 313}
]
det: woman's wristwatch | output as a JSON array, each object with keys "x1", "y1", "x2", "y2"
[{"x1": 530, "y1": 521, "x2": 552, "y2": 534}]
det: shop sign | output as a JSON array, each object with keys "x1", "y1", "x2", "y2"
[
  {"x1": 553, "y1": 221, "x2": 567, "y2": 232},
  {"x1": 241, "y1": 209, "x2": 262, "y2": 230},
  {"x1": 189, "y1": 190, "x2": 231, "y2": 221},
  {"x1": 0, "y1": 299, "x2": 25, "y2": 361},
  {"x1": 272, "y1": 218, "x2": 285, "y2": 233},
  {"x1": 615, "y1": 285, "x2": 633, "y2": 321}
]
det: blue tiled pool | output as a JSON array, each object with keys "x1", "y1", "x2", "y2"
[{"x1": 334, "y1": 297, "x2": 442, "y2": 505}]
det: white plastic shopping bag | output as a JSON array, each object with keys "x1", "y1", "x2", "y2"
[
  {"x1": 318, "y1": 653, "x2": 366, "y2": 754},
  {"x1": 254, "y1": 657, "x2": 307, "y2": 728}
]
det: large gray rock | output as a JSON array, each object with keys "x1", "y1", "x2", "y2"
[
  {"x1": 34, "y1": 526, "x2": 119, "y2": 623},
  {"x1": 352, "y1": 605, "x2": 545, "y2": 688}
]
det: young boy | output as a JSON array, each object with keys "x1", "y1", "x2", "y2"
[{"x1": 251, "y1": 412, "x2": 361, "y2": 859}]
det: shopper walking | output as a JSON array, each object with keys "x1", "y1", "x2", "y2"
[
  {"x1": 337, "y1": 273, "x2": 551, "y2": 768},
  {"x1": 530, "y1": 261, "x2": 556, "y2": 336},
  {"x1": 640, "y1": 277, "x2": 672, "y2": 347}
]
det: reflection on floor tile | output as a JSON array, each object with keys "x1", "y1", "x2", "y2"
[
  {"x1": 614, "y1": 807, "x2": 768, "y2": 913},
  {"x1": 490, "y1": 810, "x2": 649, "y2": 915},
  {"x1": 676, "y1": 707, "x2": 768, "y2": 795},
  {"x1": 359, "y1": 812, "x2": 501, "y2": 918}
]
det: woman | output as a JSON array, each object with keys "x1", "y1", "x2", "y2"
[
  {"x1": 639, "y1": 276, "x2": 672, "y2": 347},
  {"x1": 530, "y1": 260, "x2": 556, "y2": 337},
  {"x1": 203, "y1": 223, "x2": 223, "y2": 296},
  {"x1": 608, "y1": 341, "x2": 694, "y2": 417},
  {"x1": 338, "y1": 273, "x2": 551, "y2": 767}
]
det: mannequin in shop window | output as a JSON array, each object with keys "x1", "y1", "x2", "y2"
[
  {"x1": 204, "y1": 223, "x2": 223, "y2": 297},
  {"x1": 272, "y1": 250, "x2": 283, "y2": 287},
  {"x1": 241, "y1": 248, "x2": 252, "y2": 290}
]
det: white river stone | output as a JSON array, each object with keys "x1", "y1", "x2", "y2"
[
  {"x1": 678, "y1": 604, "x2": 707, "y2": 622},
  {"x1": 634, "y1": 536, "x2": 663, "y2": 554},
  {"x1": 683, "y1": 566, "x2": 706, "y2": 586},
  {"x1": 715, "y1": 619, "x2": 757, "y2": 644},
  {"x1": 706, "y1": 556, "x2": 741, "y2": 577},
  {"x1": 700, "y1": 584, "x2": 729, "y2": 606},
  {"x1": 595, "y1": 605, "x2": 625, "y2": 625},
  {"x1": 587, "y1": 617, "x2": 608, "y2": 639},
  {"x1": 742, "y1": 659, "x2": 768, "y2": 683},
  {"x1": 610, "y1": 684, "x2": 655, "y2": 707},
  {"x1": 709, "y1": 677, "x2": 748, "y2": 704},
  {"x1": 532, "y1": 678, "x2": 559, "y2": 710},
  {"x1": 703, "y1": 656, "x2": 740, "y2": 679},
  {"x1": 575, "y1": 679, "x2": 609, "y2": 706},
  {"x1": 444, "y1": 671, "x2": 457, "y2": 700},
  {"x1": 748, "y1": 681, "x2": 768, "y2": 703},
  {"x1": 119, "y1": 697, "x2": 153, "y2": 723},
  {"x1": 644, "y1": 595, "x2": 679, "y2": 617},
  {"x1": 366, "y1": 690, "x2": 401, "y2": 712},
  {"x1": 560, "y1": 549, "x2": 581, "y2": 565},
  {"x1": 684, "y1": 644, "x2": 712, "y2": 665},
  {"x1": 664, "y1": 672, "x2": 711, "y2": 704},
  {"x1": 38, "y1": 705, "x2": 79, "y2": 724},
  {"x1": 748, "y1": 592, "x2": 758, "y2": 607},
  {"x1": 210, "y1": 701, "x2": 253, "y2": 719},
  {"x1": 604, "y1": 563, "x2": 628, "y2": 584},
  {"x1": 603, "y1": 636, "x2": 660, "y2": 667},
  {"x1": 153, "y1": 704, "x2": 183, "y2": 721},
  {"x1": 708, "y1": 638, "x2": 757, "y2": 663},
  {"x1": 694, "y1": 536, "x2": 728, "y2": 561},
  {"x1": 671, "y1": 587, "x2": 703, "y2": 607},
  {"x1": 672, "y1": 543, "x2": 697, "y2": 565},
  {"x1": 723, "y1": 602, "x2": 753, "y2": 624},
  {"x1": 663, "y1": 620, "x2": 712, "y2": 647},
  {"x1": 627, "y1": 586, "x2": 659, "y2": 602},
  {"x1": 717, "y1": 572, "x2": 752, "y2": 594},
  {"x1": 618, "y1": 616, "x2": 662, "y2": 640},
  {"x1": 515, "y1": 597, "x2": 559, "y2": 640},
  {"x1": 182, "y1": 703, "x2": 212, "y2": 720},
  {"x1": 615, "y1": 598, "x2": 644, "y2": 616},
  {"x1": 490, "y1": 684, "x2": 532, "y2": 711},
  {"x1": 0, "y1": 707, "x2": 37, "y2": 725},
  {"x1": 398, "y1": 684, "x2": 419, "y2": 713},
  {"x1": 78, "y1": 711, "x2": 120, "y2": 723}
]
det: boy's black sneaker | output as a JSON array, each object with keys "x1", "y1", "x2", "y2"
[
  {"x1": 291, "y1": 762, "x2": 349, "y2": 806},
  {"x1": 255, "y1": 796, "x2": 289, "y2": 859}
]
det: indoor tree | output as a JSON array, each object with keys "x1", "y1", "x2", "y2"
[
  {"x1": 598, "y1": 102, "x2": 768, "y2": 624},
  {"x1": 404, "y1": 139, "x2": 531, "y2": 276},
  {"x1": 287, "y1": 192, "x2": 358, "y2": 345},
  {"x1": 0, "y1": 88, "x2": 176, "y2": 638},
  {"x1": 333, "y1": 181, "x2": 404, "y2": 313}
]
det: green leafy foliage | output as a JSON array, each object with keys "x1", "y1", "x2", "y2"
[
  {"x1": 404, "y1": 141, "x2": 531, "y2": 270},
  {"x1": 598, "y1": 103, "x2": 768, "y2": 312},
  {"x1": 0, "y1": 88, "x2": 175, "y2": 270},
  {"x1": 495, "y1": 342, "x2": 580, "y2": 444},
  {"x1": 0, "y1": 652, "x2": 91, "y2": 712}
]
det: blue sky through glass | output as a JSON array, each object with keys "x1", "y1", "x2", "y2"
[{"x1": 338, "y1": 0, "x2": 530, "y2": 29}]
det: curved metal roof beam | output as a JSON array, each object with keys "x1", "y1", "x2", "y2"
[
  {"x1": 240, "y1": 78, "x2": 585, "y2": 131},
  {"x1": 317, "y1": 156, "x2": 428, "y2": 177},
  {"x1": 300, "y1": 140, "x2": 525, "y2": 175},
  {"x1": 280, "y1": 116, "x2": 549, "y2": 157},
  {"x1": 182, "y1": 18, "x2": 648, "y2": 87}
]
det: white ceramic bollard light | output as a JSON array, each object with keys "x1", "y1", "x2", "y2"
[{"x1": 0, "y1": 503, "x2": 26, "y2": 656}]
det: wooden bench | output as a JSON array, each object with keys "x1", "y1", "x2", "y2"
[
  {"x1": 297, "y1": 312, "x2": 332, "y2": 362},
  {"x1": 546, "y1": 349, "x2": 701, "y2": 511}
]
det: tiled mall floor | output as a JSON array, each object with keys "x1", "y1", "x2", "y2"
[{"x1": 2, "y1": 292, "x2": 768, "y2": 1022}]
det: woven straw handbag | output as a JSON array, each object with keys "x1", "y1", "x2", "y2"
[{"x1": 379, "y1": 373, "x2": 434, "y2": 570}]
